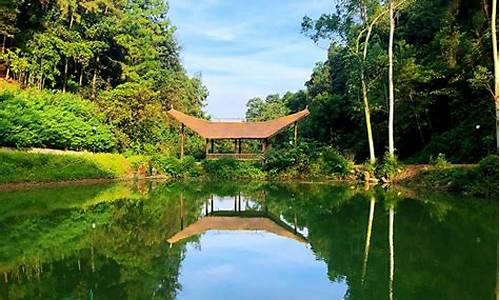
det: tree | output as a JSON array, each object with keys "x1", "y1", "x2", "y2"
[
  {"x1": 388, "y1": 0, "x2": 395, "y2": 157},
  {"x1": 492, "y1": 0, "x2": 499, "y2": 149}
]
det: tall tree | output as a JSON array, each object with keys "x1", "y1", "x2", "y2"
[
  {"x1": 388, "y1": 0, "x2": 395, "y2": 157},
  {"x1": 492, "y1": 0, "x2": 499, "y2": 149}
]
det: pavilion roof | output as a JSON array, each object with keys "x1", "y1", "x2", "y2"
[
  {"x1": 167, "y1": 211, "x2": 307, "y2": 245},
  {"x1": 167, "y1": 107, "x2": 310, "y2": 139}
]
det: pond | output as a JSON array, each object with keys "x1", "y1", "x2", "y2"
[{"x1": 0, "y1": 180, "x2": 497, "y2": 300}]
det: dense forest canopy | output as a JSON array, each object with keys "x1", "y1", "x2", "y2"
[
  {"x1": 246, "y1": 0, "x2": 498, "y2": 163},
  {"x1": 0, "y1": 0, "x2": 498, "y2": 163},
  {"x1": 0, "y1": 0, "x2": 207, "y2": 153}
]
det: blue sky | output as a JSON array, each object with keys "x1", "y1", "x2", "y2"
[
  {"x1": 177, "y1": 231, "x2": 347, "y2": 299},
  {"x1": 168, "y1": 0, "x2": 332, "y2": 118}
]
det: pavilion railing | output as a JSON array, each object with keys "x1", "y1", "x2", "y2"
[{"x1": 206, "y1": 153, "x2": 263, "y2": 160}]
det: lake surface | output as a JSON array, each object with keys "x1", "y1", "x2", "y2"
[{"x1": 0, "y1": 180, "x2": 497, "y2": 300}]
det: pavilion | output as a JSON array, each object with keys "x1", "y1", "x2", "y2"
[{"x1": 167, "y1": 107, "x2": 310, "y2": 159}]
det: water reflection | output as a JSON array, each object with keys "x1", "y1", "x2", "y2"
[{"x1": 0, "y1": 180, "x2": 497, "y2": 299}]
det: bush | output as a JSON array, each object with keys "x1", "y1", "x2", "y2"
[
  {"x1": 416, "y1": 155, "x2": 498, "y2": 199},
  {"x1": 377, "y1": 152, "x2": 402, "y2": 180},
  {"x1": 202, "y1": 158, "x2": 265, "y2": 179},
  {"x1": 0, "y1": 150, "x2": 130, "y2": 184},
  {"x1": 126, "y1": 154, "x2": 151, "y2": 173},
  {"x1": 151, "y1": 155, "x2": 201, "y2": 179},
  {"x1": 320, "y1": 147, "x2": 354, "y2": 177},
  {"x1": 430, "y1": 153, "x2": 450, "y2": 169},
  {"x1": 0, "y1": 87, "x2": 116, "y2": 151}
]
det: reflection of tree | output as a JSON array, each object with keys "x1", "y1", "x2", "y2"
[
  {"x1": 266, "y1": 184, "x2": 498, "y2": 300},
  {"x1": 361, "y1": 193, "x2": 375, "y2": 285},
  {"x1": 0, "y1": 182, "x2": 209, "y2": 299},
  {"x1": 0, "y1": 181, "x2": 497, "y2": 300}
]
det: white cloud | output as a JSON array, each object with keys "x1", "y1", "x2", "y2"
[{"x1": 168, "y1": 0, "x2": 331, "y2": 117}]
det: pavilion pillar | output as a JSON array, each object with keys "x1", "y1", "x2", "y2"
[
  {"x1": 180, "y1": 124, "x2": 185, "y2": 159},
  {"x1": 294, "y1": 121, "x2": 298, "y2": 147},
  {"x1": 205, "y1": 139, "x2": 210, "y2": 157},
  {"x1": 238, "y1": 139, "x2": 242, "y2": 154},
  {"x1": 234, "y1": 139, "x2": 238, "y2": 153},
  {"x1": 211, "y1": 139, "x2": 214, "y2": 153}
]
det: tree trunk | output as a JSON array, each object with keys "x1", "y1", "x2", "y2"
[
  {"x1": 5, "y1": 67, "x2": 9, "y2": 80},
  {"x1": 361, "y1": 19, "x2": 378, "y2": 164},
  {"x1": 388, "y1": 205, "x2": 395, "y2": 300},
  {"x1": 63, "y1": 59, "x2": 69, "y2": 92},
  {"x1": 1, "y1": 34, "x2": 5, "y2": 54},
  {"x1": 362, "y1": 78, "x2": 376, "y2": 164},
  {"x1": 388, "y1": 0, "x2": 395, "y2": 157},
  {"x1": 361, "y1": 195, "x2": 375, "y2": 284},
  {"x1": 79, "y1": 64, "x2": 84, "y2": 86},
  {"x1": 492, "y1": 0, "x2": 499, "y2": 149},
  {"x1": 92, "y1": 57, "x2": 99, "y2": 98}
]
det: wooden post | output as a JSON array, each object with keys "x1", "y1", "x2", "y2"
[
  {"x1": 181, "y1": 124, "x2": 185, "y2": 157},
  {"x1": 294, "y1": 121, "x2": 298, "y2": 147},
  {"x1": 234, "y1": 139, "x2": 238, "y2": 153},
  {"x1": 238, "y1": 139, "x2": 242, "y2": 154},
  {"x1": 205, "y1": 139, "x2": 209, "y2": 157},
  {"x1": 211, "y1": 139, "x2": 214, "y2": 153},
  {"x1": 180, "y1": 194, "x2": 184, "y2": 230},
  {"x1": 238, "y1": 192, "x2": 241, "y2": 212}
]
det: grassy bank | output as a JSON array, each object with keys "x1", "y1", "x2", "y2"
[
  {"x1": 0, "y1": 150, "x2": 131, "y2": 184},
  {"x1": 1, "y1": 149, "x2": 497, "y2": 200},
  {"x1": 401, "y1": 155, "x2": 499, "y2": 199}
]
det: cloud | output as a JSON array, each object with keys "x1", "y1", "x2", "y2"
[{"x1": 168, "y1": 0, "x2": 331, "y2": 118}]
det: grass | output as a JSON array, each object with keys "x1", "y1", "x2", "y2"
[
  {"x1": 0, "y1": 150, "x2": 131, "y2": 184},
  {"x1": 407, "y1": 155, "x2": 499, "y2": 199}
]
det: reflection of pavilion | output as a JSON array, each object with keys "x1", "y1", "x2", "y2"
[{"x1": 167, "y1": 196, "x2": 307, "y2": 246}]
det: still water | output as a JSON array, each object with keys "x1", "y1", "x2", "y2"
[{"x1": 0, "y1": 180, "x2": 497, "y2": 299}]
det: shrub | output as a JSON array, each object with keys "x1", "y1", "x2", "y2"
[
  {"x1": 430, "y1": 153, "x2": 450, "y2": 169},
  {"x1": 202, "y1": 158, "x2": 265, "y2": 179},
  {"x1": 0, "y1": 87, "x2": 116, "y2": 151},
  {"x1": 0, "y1": 150, "x2": 130, "y2": 184},
  {"x1": 151, "y1": 154, "x2": 201, "y2": 179},
  {"x1": 320, "y1": 148, "x2": 354, "y2": 177},
  {"x1": 126, "y1": 155, "x2": 151, "y2": 173},
  {"x1": 377, "y1": 152, "x2": 402, "y2": 180}
]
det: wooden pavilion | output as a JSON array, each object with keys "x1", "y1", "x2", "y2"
[{"x1": 167, "y1": 107, "x2": 310, "y2": 159}]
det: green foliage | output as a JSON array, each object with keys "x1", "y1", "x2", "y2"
[
  {"x1": 240, "y1": 0, "x2": 498, "y2": 164},
  {"x1": 151, "y1": 155, "x2": 201, "y2": 179},
  {"x1": 0, "y1": 87, "x2": 116, "y2": 151},
  {"x1": 0, "y1": 150, "x2": 130, "y2": 184},
  {"x1": 320, "y1": 147, "x2": 355, "y2": 177},
  {"x1": 377, "y1": 152, "x2": 402, "y2": 180},
  {"x1": 246, "y1": 94, "x2": 290, "y2": 121},
  {"x1": 430, "y1": 153, "x2": 450, "y2": 169},
  {"x1": 126, "y1": 154, "x2": 151, "y2": 173},
  {"x1": 0, "y1": 0, "x2": 208, "y2": 154},
  {"x1": 202, "y1": 158, "x2": 265, "y2": 179},
  {"x1": 416, "y1": 155, "x2": 499, "y2": 199}
]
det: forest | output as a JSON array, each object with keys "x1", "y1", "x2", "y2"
[
  {"x1": 0, "y1": 0, "x2": 207, "y2": 154},
  {"x1": 0, "y1": 0, "x2": 498, "y2": 165},
  {"x1": 246, "y1": 0, "x2": 499, "y2": 163}
]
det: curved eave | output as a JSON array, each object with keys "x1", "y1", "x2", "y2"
[{"x1": 168, "y1": 108, "x2": 310, "y2": 139}]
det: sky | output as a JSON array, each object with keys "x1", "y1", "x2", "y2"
[{"x1": 168, "y1": 0, "x2": 332, "y2": 119}]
